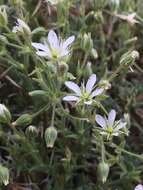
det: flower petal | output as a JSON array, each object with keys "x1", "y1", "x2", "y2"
[
  {"x1": 63, "y1": 36, "x2": 75, "y2": 49},
  {"x1": 114, "y1": 122, "x2": 126, "y2": 132},
  {"x1": 36, "y1": 51, "x2": 50, "y2": 57},
  {"x1": 60, "y1": 49, "x2": 70, "y2": 57},
  {"x1": 63, "y1": 96, "x2": 79, "y2": 102},
  {"x1": 32, "y1": 42, "x2": 49, "y2": 52},
  {"x1": 134, "y1": 184, "x2": 143, "y2": 190},
  {"x1": 65, "y1": 81, "x2": 81, "y2": 96},
  {"x1": 86, "y1": 74, "x2": 97, "y2": 93},
  {"x1": 95, "y1": 114, "x2": 106, "y2": 128},
  {"x1": 91, "y1": 88, "x2": 104, "y2": 97},
  {"x1": 84, "y1": 100, "x2": 92, "y2": 105},
  {"x1": 108, "y1": 109, "x2": 116, "y2": 126},
  {"x1": 48, "y1": 30, "x2": 59, "y2": 48}
]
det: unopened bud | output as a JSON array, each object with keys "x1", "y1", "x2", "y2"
[
  {"x1": 29, "y1": 90, "x2": 47, "y2": 97},
  {"x1": 13, "y1": 114, "x2": 32, "y2": 127},
  {"x1": 81, "y1": 33, "x2": 93, "y2": 52},
  {"x1": 12, "y1": 18, "x2": 31, "y2": 37},
  {"x1": 0, "y1": 104, "x2": 11, "y2": 124},
  {"x1": 25, "y1": 125, "x2": 38, "y2": 136},
  {"x1": 90, "y1": 48, "x2": 98, "y2": 59},
  {"x1": 120, "y1": 50, "x2": 139, "y2": 66},
  {"x1": 109, "y1": 0, "x2": 120, "y2": 11},
  {"x1": 45, "y1": 126, "x2": 57, "y2": 148},
  {"x1": 0, "y1": 165, "x2": 9, "y2": 186},
  {"x1": 97, "y1": 161, "x2": 109, "y2": 183},
  {"x1": 99, "y1": 79, "x2": 111, "y2": 90},
  {"x1": 0, "y1": 6, "x2": 8, "y2": 27},
  {"x1": 0, "y1": 35, "x2": 8, "y2": 43},
  {"x1": 124, "y1": 113, "x2": 130, "y2": 129},
  {"x1": 85, "y1": 62, "x2": 92, "y2": 76}
]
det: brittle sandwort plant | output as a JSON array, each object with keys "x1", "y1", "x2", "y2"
[{"x1": 0, "y1": 0, "x2": 143, "y2": 190}]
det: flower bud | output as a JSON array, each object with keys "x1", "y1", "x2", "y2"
[
  {"x1": 90, "y1": 48, "x2": 98, "y2": 59},
  {"x1": 12, "y1": 18, "x2": 31, "y2": 37},
  {"x1": 109, "y1": 0, "x2": 120, "y2": 11},
  {"x1": 29, "y1": 90, "x2": 47, "y2": 97},
  {"x1": 124, "y1": 113, "x2": 130, "y2": 129},
  {"x1": 97, "y1": 161, "x2": 109, "y2": 183},
  {"x1": 120, "y1": 50, "x2": 139, "y2": 66},
  {"x1": 85, "y1": 62, "x2": 93, "y2": 76},
  {"x1": 25, "y1": 125, "x2": 38, "y2": 137},
  {"x1": 99, "y1": 79, "x2": 111, "y2": 90},
  {"x1": 45, "y1": 126, "x2": 57, "y2": 148},
  {"x1": 0, "y1": 104, "x2": 11, "y2": 124},
  {"x1": 0, "y1": 6, "x2": 8, "y2": 27},
  {"x1": 0, "y1": 35, "x2": 8, "y2": 43},
  {"x1": 13, "y1": 114, "x2": 32, "y2": 127},
  {"x1": 81, "y1": 33, "x2": 93, "y2": 52},
  {"x1": 0, "y1": 165, "x2": 9, "y2": 186}
]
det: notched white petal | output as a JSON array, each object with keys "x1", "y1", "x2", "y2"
[
  {"x1": 63, "y1": 96, "x2": 79, "y2": 102},
  {"x1": 86, "y1": 74, "x2": 96, "y2": 93},
  {"x1": 32, "y1": 42, "x2": 49, "y2": 52},
  {"x1": 114, "y1": 122, "x2": 126, "y2": 132},
  {"x1": 65, "y1": 81, "x2": 81, "y2": 96},
  {"x1": 36, "y1": 51, "x2": 49, "y2": 57},
  {"x1": 84, "y1": 100, "x2": 92, "y2": 105},
  {"x1": 48, "y1": 30, "x2": 59, "y2": 48},
  {"x1": 63, "y1": 36, "x2": 75, "y2": 49},
  {"x1": 96, "y1": 114, "x2": 106, "y2": 128},
  {"x1": 91, "y1": 88, "x2": 104, "y2": 97},
  {"x1": 108, "y1": 109, "x2": 116, "y2": 126}
]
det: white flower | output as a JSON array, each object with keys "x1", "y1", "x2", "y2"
[
  {"x1": 12, "y1": 18, "x2": 31, "y2": 36},
  {"x1": 63, "y1": 74, "x2": 104, "y2": 105},
  {"x1": 134, "y1": 184, "x2": 143, "y2": 190},
  {"x1": 32, "y1": 30, "x2": 75, "y2": 61},
  {"x1": 95, "y1": 109, "x2": 126, "y2": 139}
]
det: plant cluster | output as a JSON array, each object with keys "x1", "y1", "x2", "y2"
[{"x1": 0, "y1": 0, "x2": 143, "y2": 190}]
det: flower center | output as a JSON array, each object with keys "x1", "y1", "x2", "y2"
[
  {"x1": 51, "y1": 48, "x2": 59, "y2": 59},
  {"x1": 81, "y1": 92, "x2": 91, "y2": 101},
  {"x1": 107, "y1": 127, "x2": 113, "y2": 134}
]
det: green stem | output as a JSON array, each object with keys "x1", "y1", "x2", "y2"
[
  {"x1": 32, "y1": 105, "x2": 50, "y2": 118},
  {"x1": 51, "y1": 104, "x2": 56, "y2": 126},
  {"x1": 115, "y1": 145, "x2": 143, "y2": 161},
  {"x1": 101, "y1": 138, "x2": 105, "y2": 162}
]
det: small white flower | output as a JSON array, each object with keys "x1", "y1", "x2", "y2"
[
  {"x1": 32, "y1": 30, "x2": 75, "y2": 61},
  {"x1": 63, "y1": 74, "x2": 104, "y2": 105},
  {"x1": 12, "y1": 18, "x2": 31, "y2": 36},
  {"x1": 95, "y1": 109, "x2": 127, "y2": 139},
  {"x1": 134, "y1": 184, "x2": 143, "y2": 190}
]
